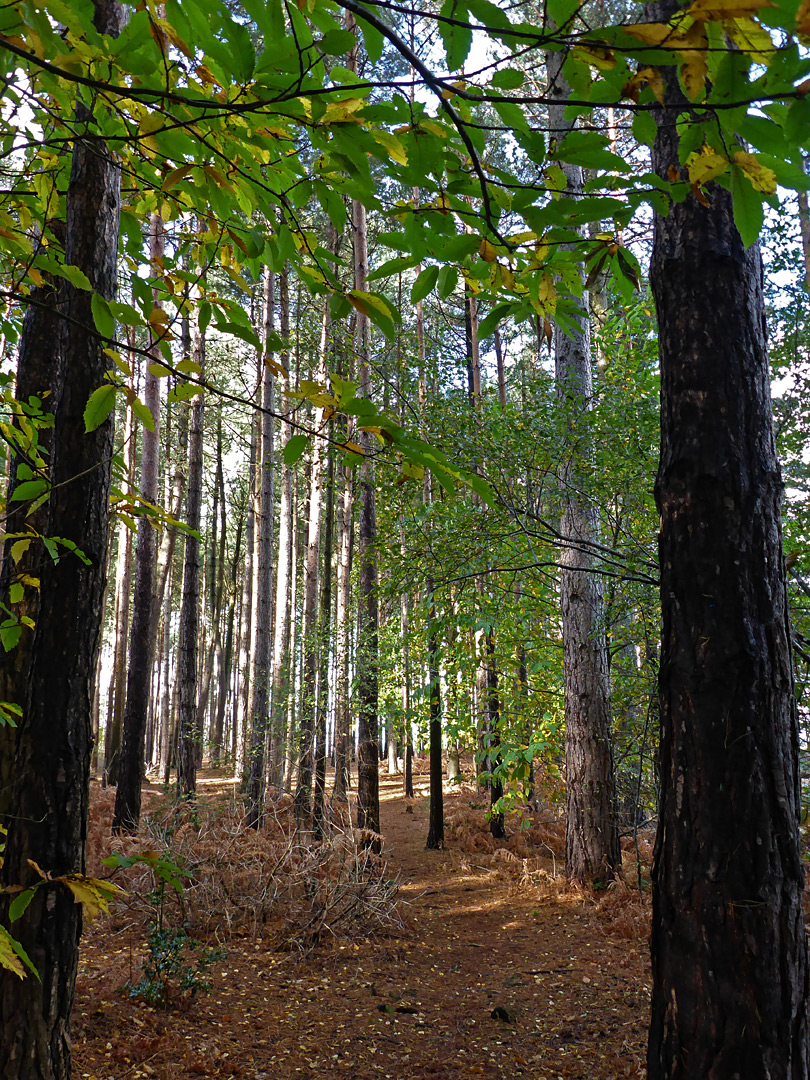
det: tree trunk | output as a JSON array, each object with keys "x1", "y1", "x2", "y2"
[
  {"x1": 352, "y1": 195, "x2": 380, "y2": 839},
  {"x1": 103, "y1": 385, "x2": 137, "y2": 785},
  {"x1": 113, "y1": 213, "x2": 163, "y2": 833},
  {"x1": 313, "y1": 433, "x2": 335, "y2": 838},
  {"x1": 176, "y1": 322, "x2": 205, "y2": 800},
  {"x1": 268, "y1": 267, "x2": 293, "y2": 791},
  {"x1": 425, "y1": 576, "x2": 444, "y2": 849},
  {"x1": 0, "y1": 1, "x2": 125, "y2": 1068},
  {"x1": 548, "y1": 48, "x2": 619, "y2": 886},
  {"x1": 295, "y1": 290, "x2": 330, "y2": 828},
  {"x1": 646, "y1": 14, "x2": 810, "y2": 1074},
  {"x1": 331, "y1": 455, "x2": 354, "y2": 805},
  {"x1": 245, "y1": 272, "x2": 275, "y2": 828},
  {"x1": 234, "y1": 414, "x2": 257, "y2": 778}
]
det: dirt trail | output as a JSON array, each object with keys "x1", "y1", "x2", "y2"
[{"x1": 74, "y1": 771, "x2": 650, "y2": 1080}]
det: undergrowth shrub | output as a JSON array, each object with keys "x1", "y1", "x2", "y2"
[{"x1": 91, "y1": 784, "x2": 405, "y2": 955}]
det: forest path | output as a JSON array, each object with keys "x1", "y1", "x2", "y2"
[{"x1": 74, "y1": 770, "x2": 650, "y2": 1080}]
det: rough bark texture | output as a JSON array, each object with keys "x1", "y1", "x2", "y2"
[
  {"x1": 548, "y1": 49, "x2": 619, "y2": 886},
  {"x1": 351, "y1": 192, "x2": 380, "y2": 838},
  {"x1": 0, "y1": 1, "x2": 124, "y2": 1070},
  {"x1": 176, "y1": 327, "x2": 205, "y2": 800},
  {"x1": 0, "y1": 226, "x2": 66, "y2": 817},
  {"x1": 268, "y1": 269, "x2": 292, "y2": 791},
  {"x1": 425, "y1": 577, "x2": 444, "y2": 850},
  {"x1": 245, "y1": 274, "x2": 275, "y2": 828},
  {"x1": 113, "y1": 214, "x2": 163, "y2": 833},
  {"x1": 646, "y1": 27, "x2": 810, "y2": 1077}
]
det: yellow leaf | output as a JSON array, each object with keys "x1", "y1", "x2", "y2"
[
  {"x1": 322, "y1": 98, "x2": 366, "y2": 124},
  {"x1": 723, "y1": 15, "x2": 774, "y2": 58},
  {"x1": 57, "y1": 875, "x2": 126, "y2": 922},
  {"x1": 479, "y1": 238, "x2": 498, "y2": 263},
  {"x1": 537, "y1": 272, "x2": 557, "y2": 312},
  {"x1": 678, "y1": 21, "x2": 708, "y2": 99},
  {"x1": 624, "y1": 21, "x2": 676, "y2": 45},
  {"x1": 733, "y1": 150, "x2": 777, "y2": 193},
  {"x1": 574, "y1": 44, "x2": 616, "y2": 69},
  {"x1": 137, "y1": 113, "x2": 163, "y2": 158},
  {"x1": 342, "y1": 441, "x2": 365, "y2": 455},
  {"x1": 623, "y1": 66, "x2": 665, "y2": 103},
  {"x1": 19, "y1": 575, "x2": 39, "y2": 590},
  {"x1": 0, "y1": 926, "x2": 26, "y2": 979},
  {"x1": 799, "y1": 0, "x2": 810, "y2": 39},
  {"x1": 686, "y1": 143, "x2": 729, "y2": 186},
  {"x1": 10, "y1": 539, "x2": 31, "y2": 564},
  {"x1": 347, "y1": 290, "x2": 396, "y2": 324},
  {"x1": 373, "y1": 130, "x2": 408, "y2": 166},
  {"x1": 688, "y1": 0, "x2": 772, "y2": 17}
]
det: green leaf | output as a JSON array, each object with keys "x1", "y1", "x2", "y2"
[
  {"x1": 437, "y1": 265, "x2": 459, "y2": 298},
  {"x1": 547, "y1": 0, "x2": 581, "y2": 27},
  {"x1": 439, "y1": 0, "x2": 472, "y2": 71},
  {"x1": 0, "y1": 621, "x2": 21, "y2": 652},
  {"x1": 730, "y1": 164, "x2": 764, "y2": 248},
  {"x1": 283, "y1": 434, "x2": 310, "y2": 465},
  {"x1": 8, "y1": 583, "x2": 23, "y2": 604},
  {"x1": 411, "y1": 265, "x2": 439, "y2": 304},
  {"x1": 91, "y1": 293, "x2": 115, "y2": 340},
  {"x1": 9, "y1": 887, "x2": 36, "y2": 922},
  {"x1": 130, "y1": 395, "x2": 155, "y2": 433},
  {"x1": 9, "y1": 480, "x2": 48, "y2": 503},
  {"x1": 632, "y1": 110, "x2": 657, "y2": 149},
  {"x1": 490, "y1": 68, "x2": 525, "y2": 90},
  {"x1": 84, "y1": 385, "x2": 117, "y2": 433},
  {"x1": 0, "y1": 924, "x2": 38, "y2": 980}
]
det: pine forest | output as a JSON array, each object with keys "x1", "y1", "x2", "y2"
[{"x1": 1, "y1": 0, "x2": 810, "y2": 1076}]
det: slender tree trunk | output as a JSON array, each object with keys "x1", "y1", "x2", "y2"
[
  {"x1": 548, "y1": 48, "x2": 619, "y2": 886},
  {"x1": 798, "y1": 156, "x2": 810, "y2": 289},
  {"x1": 245, "y1": 273, "x2": 275, "y2": 827},
  {"x1": 177, "y1": 322, "x2": 205, "y2": 800},
  {"x1": 425, "y1": 575, "x2": 444, "y2": 849},
  {"x1": 331, "y1": 457, "x2": 354, "y2": 805},
  {"x1": 352, "y1": 198, "x2": 380, "y2": 838},
  {"x1": 646, "y1": 12, "x2": 810, "y2": 1073},
  {"x1": 0, "y1": 1, "x2": 126, "y2": 1068},
  {"x1": 113, "y1": 214, "x2": 164, "y2": 833},
  {"x1": 313, "y1": 434, "x2": 335, "y2": 838},
  {"x1": 103, "y1": 391, "x2": 137, "y2": 786},
  {"x1": 234, "y1": 416, "x2": 257, "y2": 777}
]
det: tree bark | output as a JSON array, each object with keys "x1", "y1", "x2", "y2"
[
  {"x1": 245, "y1": 273, "x2": 275, "y2": 827},
  {"x1": 0, "y1": 1, "x2": 125, "y2": 1069},
  {"x1": 176, "y1": 322, "x2": 205, "y2": 800},
  {"x1": 425, "y1": 576, "x2": 444, "y2": 849},
  {"x1": 647, "y1": 13, "x2": 810, "y2": 1074},
  {"x1": 548, "y1": 48, "x2": 619, "y2": 886},
  {"x1": 113, "y1": 213, "x2": 163, "y2": 833}
]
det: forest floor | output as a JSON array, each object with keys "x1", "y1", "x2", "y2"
[{"x1": 73, "y1": 764, "x2": 652, "y2": 1080}]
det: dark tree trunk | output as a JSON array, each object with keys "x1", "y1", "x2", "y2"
[
  {"x1": 176, "y1": 326, "x2": 205, "y2": 800},
  {"x1": 113, "y1": 214, "x2": 163, "y2": 833},
  {"x1": 245, "y1": 273, "x2": 275, "y2": 828},
  {"x1": 0, "y1": 1, "x2": 125, "y2": 1070},
  {"x1": 647, "y1": 12, "x2": 810, "y2": 1074},
  {"x1": 425, "y1": 578, "x2": 444, "y2": 850},
  {"x1": 486, "y1": 629, "x2": 505, "y2": 840},
  {"x1": 313, "y1": 434, "x2": 335, "y2": 839}
]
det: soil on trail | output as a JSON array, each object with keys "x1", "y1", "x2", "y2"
[{"x1": 74, "y1": 769, "x2": 651, "y2": 1080}]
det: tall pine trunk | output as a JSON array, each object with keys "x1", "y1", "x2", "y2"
[
  {"x1": 113, "y1": 213, "x2": 164, "y2": 832},
  {"x1": 548, "y1": 48, "x2": 619, "y2": 886},
  {"x1": 177, "y1": 320, "x2": 205, "y2": 799},
  {"x1": 0, "y1": 1, "x2": 126, "y2": 1068},
  {"x1": 245, "y1": 272, "x2": 275, "y2": 827},
  {"x1": 646, "y1": 11, "x2": 810, "y2": 1073}
]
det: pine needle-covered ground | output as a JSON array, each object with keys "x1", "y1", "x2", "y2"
[{"x1": 73, "y1": 767, "x2": 651, "y2": 1080}]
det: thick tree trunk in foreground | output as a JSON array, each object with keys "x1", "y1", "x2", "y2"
[
  {"x1": 647, "y1": 20, "x2": 810, "y2": 1075},
  {"x1": 547, "y1": 49, "x2": 619, "y2": 886},
  {"x1": 0, "y1": 1, "x2": 125, "y2": 1070}
]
